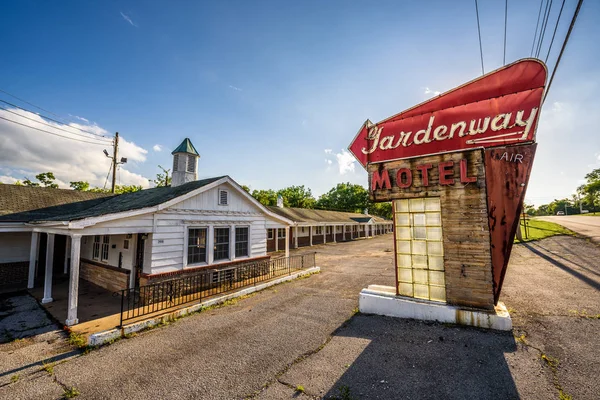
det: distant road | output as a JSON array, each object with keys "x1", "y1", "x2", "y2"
[{"x1": 538, "y1": 216, "x2": 600, "y2": 243}]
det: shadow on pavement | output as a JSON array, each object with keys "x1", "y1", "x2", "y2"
[{"x1": 523, "y1": 242, "x2": 600, "y2": 291}]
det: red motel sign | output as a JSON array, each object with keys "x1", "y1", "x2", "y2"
[{"x1": 349, "y1": 59, "x2": 547, "y2": 168}]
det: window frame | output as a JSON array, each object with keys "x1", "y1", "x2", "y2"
[
  {"x1": 187, "y1": 227, "x2": 208, "y2": 266},
  {"x1": 267, "y1": 229, "x2": 274, "y2": 240},
  {"x1": 315, "y1": 226, "x2": 323, "y2": 235},
  {"x1": 277, "y1": 228, "x2": 286, "y2": 239},
  {"x1": 101, "y1": 235, "x2": 110, "y2": 262},
  {"x1": 213, "y1": 226, "x2": 230, "y2": 261},
  {"x1": 92, "y1": 235, "x2": 100, "y2": 260},
  {"x1": 218, "y1": 189, "x2": 228, "y2": 206},
  {"x1": 235, "y1": 226, "x2": 250, "y2": 258}
]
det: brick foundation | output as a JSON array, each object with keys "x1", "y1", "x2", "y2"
[
  {"x1": 0, "y1": 261, "x2": 28, "y2": 292},
  {"x1": 80, "y1": 259, "x2": 130, "y2": 292}
]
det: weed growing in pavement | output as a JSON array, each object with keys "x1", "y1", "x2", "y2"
[
  {"x1": 62, "y1": 386, "x2": 80, "y2": 398},
  {"x1": 352, "y1": 307, "x2": 359, "y2": 315},
  {"x1": 42, "y1": 361, "x2": 54, "y2": 375},
  {"x1": 10, "y1": 374, "x2": 20, "y2": 383},
  {"x1": 328, "y1": 385, "x2": 356, "y2": 400},
  {"x1": 541, "y1": 353, "x2": 572, "y2": 400},
  {"x1": 514, "y1": 334, "x2": 527, "y2": 345},
  {"x1": 295, "y1": 385, "x2": 305, "y2": 393},
  {"x1": 569, "y1": 309, "x2": 600, "y2": 319},
  {"x1": 67, "y1": 332, "x2": 86, "y2": 348}
]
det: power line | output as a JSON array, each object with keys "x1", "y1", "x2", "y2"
[
  {"x1": 544, "y1": 0, "x2": 584, "y2": 103},
  {"x1": 531, "y1": 0, "x2": 545, "y2": 56},
  {"x1": 503, "y1": 0, "x2": 508, "y2": 65},
  {"x1": 474, "y1": 0, "x2": 485, "y2": 74},
  {"x1": 0, "y1": 88, "x2": 66, "y2": 121},
  {"x1": 0, "y1": 105, "x2": 112, "y2": 144},
  {"x1": 0, "y1": 115, "x2": 112, "y2": 146},
  {"x1": 535, "y1": 0, "x2": 553, "y2": 58},
  {"x1": 545, "y1": 0, "x2": 567, "y2": 63},
  {"x1": 0, "y1": 98, "x2": 111, "y2": 139}
]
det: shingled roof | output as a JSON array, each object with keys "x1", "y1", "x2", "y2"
[
  {"x1": 0, "y1": 185, "x2": 111, "y2": 217},
  {"x1": 266, "y1": 206, "x2": 389, "y2": 224},
  {"x1": 0, "y1": 176, "x2": 226, "y2": 223}
]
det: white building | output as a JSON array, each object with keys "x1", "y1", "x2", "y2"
[{"x1": 0, "y1": 138, "x2": 292, "y2": 326}]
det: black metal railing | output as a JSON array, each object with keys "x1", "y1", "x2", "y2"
[{"x1": 119, "y1": 252, "x2": 316, "y2": 326}]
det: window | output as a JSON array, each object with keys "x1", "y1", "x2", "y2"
[
  {"x1": 92, "y1": 235, "x2": 100, "y2": 260},
  {"x1": 173, "y1": 154, "x2": 179, "y2": 172},
  {"x1": 277, "y1": 229, "x2": 286, "y2": 239},
  {"x1": 267, "y1": 229, "x2": 274, "y2": 239},
  {"x1": 315, "y1": 226, "x2": 323, "y2": 235},
  {"x1": 101, "y1": 235, "x2": 110, "y2": 262},
  {"x1": 214, "y1": 227, "x2": 230, "y2": 261},
  {"x1": 301, "y1": 227, "x2": 305, "y2": 233},
  {"x1": 188, "y1": 228, "x2": 207, "y2": 264},
  {"x1": 394, "y1": 198, "x2": 446, "y2": 303},
  {"x1": 219, "y1": 190, "x2": 228, "y2": 205},
  {"x1": 235, "y1": 227, "x2": 249, "y2": 257},
  {"x1": 186, "y1": 154, "x2": 196, "y2": 173}
]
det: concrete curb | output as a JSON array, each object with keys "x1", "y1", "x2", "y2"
[
  {"x1": 359, "y1": 285, "x2": 512, "y2": 331},
  {"x1": 88, "y1": 267, "x2": 321, "y2": 346}
]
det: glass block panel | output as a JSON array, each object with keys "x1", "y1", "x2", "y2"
[
  {"x1": 428, "y1": 256, "x2": 444, "y2": 271},
  {"x1": 429, "y1": 286, "x2": 447, "y2": 302},
  {"x1": 396, "y1": 227, "x2": 411, "y2": 240},
  {"x1": 425, "y1": 197, "x2": 441, "y2": 211},
  {"x1": 426, "y1": 227, "x2": 443, "y2": 241},
  {"x1": 398, "y1": 268, "x2": 413, "y2": 283},
  {"x1": 396, "y1": 240, "x2": 411, "y2": 254},
  {"x1": 397, "y1": 254, "x2": 412, "y2": 268},
  {"x1": 411, "y1": 240, "x2": 427, "y2": 255},
  {"x1": 395, "y1": 213, "x2": 410, "y2": 227},
  {"x1": 414, "y1": 284, "x2": 429, "y2": 300},
  {"x1": 428, "y1": 270, "x2": 445, "y2": 286},
  {"x1": 395, "y1": 199, "x2": 409, "y2": 212},
  {"x1": 409, "y1": 198, "x2": 425, "y2": 212},
  {"x1": 398, "y1": 283, "x2": 413, "y2": 297},
  {"x1": 413, "y1": 226, "x2": 426, "y2": 240},
  {"x1": 413, "y1": 213, "x2": 426, "y2": 226},
  {"x1": 413, "y1": 269, "x2": 428, "y2": 284},
  {"x1": 427, "y1": 241, "x2": 444, "y2": 256},
  {"x1": 426, "y1": 212, "x2": 442, "y2": 226},
  {"x1": 412, "y1": 255, "x2": 428, "y2": 268}
]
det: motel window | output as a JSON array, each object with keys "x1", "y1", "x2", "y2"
[
  {"x1": 214, "y1": 227, "x2": 230, "y2": 261},
  {"x1": 92, "y1": 235, "x2": 100, "y2": 260},
  {"x1": 277, "y1": 229, "x2": 286, "y2": 239},
  {"x1": 188, "y1": 228, "x2": 207, "y2": 264},
  {"x1": 186, "y1": 154, "x2": 196, "y2": 173},
  {"x1": 101, "y1": 235, "x2": 110, "y2": 262},
  {"x1": 219, "y1": 190, "x2": 228, "y2": 206},
  {"x1": 235, "y1": 227, "x2": 249, "y2": 258},
  {"x1": 267, "y1": 229, "x2": 274, "y2": 240},
  {"x1": 315, "y1": 226, "x2": 323, "y2": 235},
  {"x1": 394, "y1": 198, "x2": 446, "y2": 303}
]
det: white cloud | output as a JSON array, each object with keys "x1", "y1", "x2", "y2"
[
  {"x1": 153, "y1": 144, "x2": 163, "y2": 152},
  {"x1": 325, "y1": 159, "x2": 333, "y2": 165},
  {"x1": 228, "y1": 85, "x2": 242, "y2": 92},
  {"x1": 120, "y1": 12, "x2": 137, "y2": 27},
  {"x1": 424, "y1": 87, "x2": 441, "y2": 96},
  {"x1": 335, "y1": 149, "x2": 356, "y2": 175},
  {"x1": 324, "y1": 149, "x2": 332, "y2": 154},
  {"x1": 0, "y1": 175, "x2": 18, "y2": 184},
  {"x1": 0, "y1": 107, "x2": 150, "y2": 188}
]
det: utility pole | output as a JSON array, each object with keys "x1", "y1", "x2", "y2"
[{"x1": 112, "y1": 132, "x2": 119, "y2": 193}]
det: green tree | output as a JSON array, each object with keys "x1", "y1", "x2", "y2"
[
  {"x1": 251, "y1": 189, "x2": 278, "y2": 206},
  {"x1": 153, "y1": 165, "x2": 171, "y2": 187},
  {"x1": 36, "y1": 172, "x2": 59, "y2": 188},
  {"x1": 316, "y1": 183, "x2": 369, "y2": 212},
  {"x1": 22, "y1": 178, "x2": 40, "y2": 187},
  {"x1": 70, "y1": 181, "x2": 90, "y2": 191},
  {"x1": 277, "y1": 185, "x2": 316, "y2": 208},
  {"x1": 240, "y1": 185, "x2": 251, "y2": 193},
  {"x1": 369, "y1": 201, "x2": 392, "y2": 220},
  {"x1": 580, "y1": 168, "x2": 600, "y2": 211}
]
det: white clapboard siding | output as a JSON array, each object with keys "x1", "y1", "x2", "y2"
[
  {"x1": 0, "y1": 232, "x2": 31, "y2": 263},
  {"x1": 88, "y1": 214, "x2": 154, "y2": 229},
  {"x1": 151, "y1": 245, "x2": 182, "y2": 254},
  {"x1": 151, "y1": 251, "x2": 184, "y2": 261},
  {"x1": 168, "y1": 182, "x2": 261, "y2": 214},
  {"x1": 152, "y1": 238, "x2": 184, "y2": 247}
]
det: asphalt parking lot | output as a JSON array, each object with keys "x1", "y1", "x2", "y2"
[{"x1": 1, "y1": 234, "x2": 598, "y2": 399}]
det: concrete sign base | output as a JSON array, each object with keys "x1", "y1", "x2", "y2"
[{"x1": 359, "y1": 285, "x2": 512, "y2": 331}]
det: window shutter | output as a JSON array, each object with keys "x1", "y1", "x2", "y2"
[
  {"x1": 186, "y1": 154, "x2": 195, "y2": 173},
  {"x1": 219, "y1": 190, "x2": 228, "y2": 205},
  {"x1": 173, "y1": 154, "x2": 179, "y2": 172}
]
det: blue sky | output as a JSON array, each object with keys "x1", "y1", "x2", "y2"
[{"x1": 0, "y1": 0, "x2": 598, "y2": 205}]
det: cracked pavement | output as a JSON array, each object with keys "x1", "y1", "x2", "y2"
[{"x1": 0, "y1": 234, "x2": 598, "y2": 399}]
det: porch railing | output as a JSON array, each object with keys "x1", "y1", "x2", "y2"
[{"x1": 119, "y1": 252, "x2": 316, "y2": 326}]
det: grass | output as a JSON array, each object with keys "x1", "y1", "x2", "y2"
[
  {"x1": 515, "y1": 219, "x2": 575, "y2": 243},
  {"x1": 10, "y1": 374, "x2": 20, "y2": 383},
  {"x1": 62, "y1": 386, "x2": 80, "y2": 398},
  {"x1": 67, "y1": 332, "x2": 87, "y2": 348}
]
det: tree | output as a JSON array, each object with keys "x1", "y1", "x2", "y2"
[
  {"x1": 316, "y1": 183, "x2": 369, "y2": 213},
  {"x1": 22, "y1": 178, "x2": 40, "y2": 187},
  {"x1": 369, "y1": 201, "x2": 392, "y2": 220},
  {"x1": 21, "y1": 172, "x2": 58, "y2": 188},
  {"x1": 580, "y1": 168, "x2": 600, "y2": 211},
  {"x1": 70, "y1": 181, "x2": 90, "y2": 191},
  {"x1": 240, "y1": 185, "x2": 251, "y2": 193},
  {"x1": 251, "y1": 189, "x2": 278, "y2": 206},
  {"x1": 277, "y1": 185, "x2": 316, "y2": 208},
  {"x1": 153, "y1": 165, "x2": 171, "y2": 187}
]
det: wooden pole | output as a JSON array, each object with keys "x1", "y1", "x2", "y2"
[{"x1": 111, "y1": 132, "x2": 119, "y2": 193}]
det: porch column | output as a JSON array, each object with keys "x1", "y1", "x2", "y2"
[
  {"x1": 333, "y1": 226, "x2": 336, "y2": 243},
  {"x1": 323, "y1": 226, "x2": 327, "y2": 244},
  {"x1": 229, "y1": 224, "x2": 236, "y2": 261},
  {"x1": 42, "y1": 233, "x2": 55, "y2": 304},
  {"x1": 294, "y1": 226, "x2": 298, "y2": 249},
  {"x1": 275, "y1": 228, "x2": 279, "y2": 252},
  {"x1": 27, "y1": 232, "x2": 39, "y2": 289},
  {"x1": 309, "y1": 226, "x2": 313, "y2": 246},
  {"x1": 63, "y1": 236, "x2": 70, "y2": 274},
  {"x1": 285, "y1": 226, "x2": 290, "y2": 259},
  {"x1": 343, "y1": 224, "x2": 347, "y2": 241},
  {"x1": 66, "y1": 235, "x2": 81, "y2": 326}
]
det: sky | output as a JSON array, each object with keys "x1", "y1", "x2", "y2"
[{"x1": 0, "y1": 0, "x2": 598, "y2": 205}]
